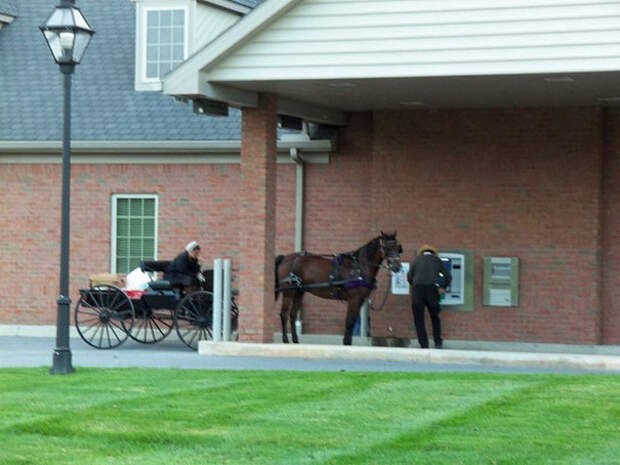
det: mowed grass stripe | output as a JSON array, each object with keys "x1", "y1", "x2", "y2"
[
  {"x1": 316, "y1": 376, "x2": 620, "y2": 465},
  {"x1": 0, "y1": 369, "x2": 617, "y2": 465},
  {"x1": 263, "y1": 378, "x2": 540, "y2": 465},
  {"x1": 1, "y1": 369, "x2": 247, "y2": 432}
]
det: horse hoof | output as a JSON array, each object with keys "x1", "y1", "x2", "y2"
[
  {"x1": 282, "y1": 338, "x2": 289, "y2": 344},
  {"x1": 343, "y1": 339, "x2": 352, "y2": 346},
  {"x1": 292, "y1": 338, "x2": 299, "y2": 344}
]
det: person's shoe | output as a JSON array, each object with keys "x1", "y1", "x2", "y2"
[{"x1": 435, "y1": 341, "x2": 443, "y2": 349}]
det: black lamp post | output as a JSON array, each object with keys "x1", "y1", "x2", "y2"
[{"x1": 40, "y1": 0, "x2": 94, "y2": 374}]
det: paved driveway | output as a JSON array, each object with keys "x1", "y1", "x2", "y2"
[{"x1": 1, "y1": 336, "x2": 616, "y2": 374}]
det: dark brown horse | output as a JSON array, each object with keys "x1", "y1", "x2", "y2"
[{"x1": 275, "y1": 232, "x2": 402, "y2": 345}]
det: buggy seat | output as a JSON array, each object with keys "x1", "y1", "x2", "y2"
[
  {"x1": 141, "y1": 260, "x2": 171, "y2": 273},
  {"x1": 140, "y1": 260, "x2": 173, "y2": 290}
]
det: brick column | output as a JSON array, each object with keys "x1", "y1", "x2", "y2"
[
  {"x1": 238, "y1": 93, "x2": 278, "y2": 342},
  {"x1": 602, "y1": 108, "x2": 620, "y2": 344}
]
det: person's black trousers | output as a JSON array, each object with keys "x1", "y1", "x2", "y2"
[{"x1": 412, "y1": 284, "x2": 442, "y2": 348}]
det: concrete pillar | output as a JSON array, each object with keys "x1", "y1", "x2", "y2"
[{"x1": 238, "y1": 93, "x2": 278, "y2": 342}]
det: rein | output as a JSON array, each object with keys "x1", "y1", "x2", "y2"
[{"x1": 367, "y1": 264, "x2": 392, "y2": 312}]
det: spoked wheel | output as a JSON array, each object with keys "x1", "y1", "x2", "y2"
[
  {"x1": 129, "y1": 308, "x2": 174, "y2": 344},
  {"x1": 74, "y1": 285, "x2": 135, "y2": 349},
  {"x1": 230, "y1": 299, "x2": 240, "y2": 341},
  {"x1": 174, "y1": 291, "x2": 213, "y2": 351}
]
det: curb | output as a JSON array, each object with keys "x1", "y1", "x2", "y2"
[{"x1": 199, "y1": 342, "x2": 620, "y2": 372}]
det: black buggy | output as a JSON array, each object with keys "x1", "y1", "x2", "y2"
[{"x1": 74, "y1": 260, "x2": 238, "y2": 351}]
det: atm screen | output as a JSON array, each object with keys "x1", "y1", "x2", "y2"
[
  {"x1": 439, "y1": 253, "x2": 465, "y2": 305},
  {"x1": 440, "y1": 257, "x2": 453, "y2": 292}
]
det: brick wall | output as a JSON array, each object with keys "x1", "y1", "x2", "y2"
[
  {"x1": 0, "y1": 162, "x2": 296, "y2": 326},
  {"x1": 1, "y1": 106, "x2": 618, "y2": 345},
  {"x1": 602, "y1": 109, "x2": 620, "y2": 344},
  {"x1": 285, "y1": 113, "x2": 375, "y2": 336},
  {"x1": 238, "y1": 94, "x2": 279, "y2": 342},
  {"x1": 371, "y1": 107, "x2": 605, "y2": 344}
]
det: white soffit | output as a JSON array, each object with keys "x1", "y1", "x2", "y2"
[{"x1": 223, "y1": 71, "x2": 620, "y2": 110}]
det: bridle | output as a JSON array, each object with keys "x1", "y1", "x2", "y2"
[
  {"x1": 370, "y1": 236, "x2": 403, "y2": 311},
  {"x1": 379, "y1": 237, "x2": 403, "y2": 273}
]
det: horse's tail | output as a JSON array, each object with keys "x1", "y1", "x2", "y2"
[{"x1": 275, "y1": 254, "x2": 285, "y2": 300}]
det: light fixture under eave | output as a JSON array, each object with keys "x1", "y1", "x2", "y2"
[
  {"x1": 327, "y1": 82, "x2": 357, "y2": 88},
  {"x1": 544, "y1": 76, "x2": 574, "y2": 83},
  {"x1": 598, "y1": 96, "x2": 620, "y2": 104}
]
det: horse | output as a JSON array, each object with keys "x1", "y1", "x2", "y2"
[{"x1": 275, "y1": 231, "x2": 403, "y2": 345}]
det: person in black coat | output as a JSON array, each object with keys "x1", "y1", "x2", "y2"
[
  {"x1": 406, "y1": 244, "x2": 452, "y2": 349},
  {"x1": 165, "y1": 241, "x2": 202, "y2": 293}
]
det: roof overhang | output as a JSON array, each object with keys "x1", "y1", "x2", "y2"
[
  {"x1": 162, "y1": 0, "x2": 349, "y2": 126},
  {"x1": 163, "y1": 0, "x2": 620, "y2": 119}
]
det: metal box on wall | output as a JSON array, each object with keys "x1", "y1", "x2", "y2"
[
  {"x1": 483, "y1": 257, "x2": 519, "y2": 307},
  {"x1": 391, "y1": 249, "x2": 474, "y2": 311},
  {"x1": 439, "y1": 253, "x2": 465, "y2": 306}
]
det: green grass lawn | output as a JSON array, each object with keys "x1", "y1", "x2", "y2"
[{"x1": 1, "y1": 369, "x2": 618, "y2": 465}]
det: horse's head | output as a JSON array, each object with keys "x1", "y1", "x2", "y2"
[{"x1": 379, "y1": 231, "x2": 403, "y2": 273}]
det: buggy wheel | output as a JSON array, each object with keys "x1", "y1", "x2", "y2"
[
  {"x1": 174, "y1": 291, "x2": 213, "y2": 351},
  {"x1": 230, "y1": 298, "x2": 240, "y2": 341},
  {"x1": 129, "y1": 308, "x2": 174, "y2": 344},
  {"x1": 74, "y1": 285, "x2": 134, "y2": 349}
]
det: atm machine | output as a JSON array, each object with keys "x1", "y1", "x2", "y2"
[
  {"x1": 438, "y1": 252, "x2": 465, "y2": 306},
  {"x1": 391, "y1": 251, "x2": 467, "y2": 307}
]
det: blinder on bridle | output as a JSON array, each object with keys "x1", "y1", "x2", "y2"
[{"x1": 379, "y1": 233, "x2": 403, "y2": 272}]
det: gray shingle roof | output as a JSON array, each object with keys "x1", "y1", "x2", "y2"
[
  {"x1": 0, "y1": 1, "x2": 17, "y2": 17},
  {"x1": 0, "y1": 0, "x2": 243, "y2": 141}
]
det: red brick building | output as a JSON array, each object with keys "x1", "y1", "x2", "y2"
[{"x1": 2, "y1": 0, "x2": 619, "y2": 347}]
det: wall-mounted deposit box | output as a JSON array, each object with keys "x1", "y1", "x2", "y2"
[
  {"x1": 439, "y1": 253, "x2": 465, "y2": 306},
  {"x1": 483, "y1": 257, "x2": 519, "y2": 306}
]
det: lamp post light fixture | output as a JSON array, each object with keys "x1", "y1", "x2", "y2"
[{"x1": 40, "y1": 0, "x2": 94, "y2": 374}]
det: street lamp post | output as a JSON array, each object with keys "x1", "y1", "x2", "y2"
[{"x1": 40, "y1": 0, "x2": 94, "y2": 374}]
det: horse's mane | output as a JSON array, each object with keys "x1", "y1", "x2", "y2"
[{"x1": 351, "y1": 236, "x2": 380, "y2": 265}]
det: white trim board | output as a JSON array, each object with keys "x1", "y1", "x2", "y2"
[
  {"x1": 0, "y1": 153, "x2": 330, "y2": 164},
  {"x1": 0, "y1": 139, "x2": 332, "y2": 153}
]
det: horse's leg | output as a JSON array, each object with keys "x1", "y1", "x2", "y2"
[
  {"x1": 290, "y1": 292, "x2": 303, "y2": 344},
  {"x1": 343, "y1": 295, "x2": 364, "y2": 346},
  {"x1": 280, "y1": 294, "x2": 292, "y2": 343}
]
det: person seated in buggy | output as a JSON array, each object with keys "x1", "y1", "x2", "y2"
[{"x1": 164, "y1": 241, "x2": 202, "y2": 294}]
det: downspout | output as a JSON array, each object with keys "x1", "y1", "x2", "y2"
[
  {"x1": 288, "y1": 123, "x2": 308, "y2": 334},
  {"x1": 290, "y1": 146, "x2": 304, "y2": 252}
]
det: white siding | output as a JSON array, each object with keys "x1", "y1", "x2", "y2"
[
  {"x1": 206, "y1": 0, "x2": 620, "y2": 81},
  {"x1": 191, "y1": 2, "x2": 240, "y2": 54}
]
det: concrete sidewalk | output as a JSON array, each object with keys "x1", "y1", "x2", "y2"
[{"x1": 199, "y1": 341, "x2": 620, "y2": 373}]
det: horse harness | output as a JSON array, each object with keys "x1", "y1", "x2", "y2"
[{"x1": 278, "y1": 251, "x2": 376, "y2": 300}]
